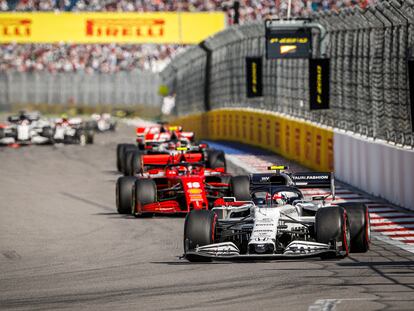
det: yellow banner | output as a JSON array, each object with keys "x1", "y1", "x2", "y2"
[
  {"x1": 0, "y1": 12, "x2": 225, "y2": 44},
  {"x1": 173, "y1": 109, "x2": 334, "y2": 172}
]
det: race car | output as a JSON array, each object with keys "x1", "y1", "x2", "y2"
[
  {"x1": 118, "y1": 142, "x2": 220, "y2": 177},
  {"x1": 116, "y1": 150, "x2": 231, "y2": 216},
  {"x1": 90, "y1": 113, "x2": 116, "y2": 132},
  {"x1": 52, "y1": 117, "x2": 94, "y2": 145},
  {"x1": 183, "y1": 166, "x2": 370, "y2": 262},
  {"x1": 135, "y1": 122, "x2": 195, "y2": 150},
  {"x1": 0, "y1": 111, "x2": 54, "y2": 145}
]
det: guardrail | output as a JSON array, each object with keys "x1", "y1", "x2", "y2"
[{"x1": 161, "y1": 0, "x2": 414, "y2": 148}]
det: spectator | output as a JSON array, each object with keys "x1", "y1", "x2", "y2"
[{"x1": 0, "y1": 0, "x2": 378, "y2": 73}]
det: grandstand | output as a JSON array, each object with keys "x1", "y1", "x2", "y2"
[{"x1": 0, "y1": 0, "x2": 376, "y2": 73}]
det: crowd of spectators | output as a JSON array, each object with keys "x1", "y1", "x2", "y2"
[
  {"x1": 0, "y1": 43, "x2": 185, "y2": 73},
  {"x1": 0, "y1": 0, "x2": 377, "y2": 73},
  {"x1": 0, "y1": 0, "x2": 376, "y2": 15}
]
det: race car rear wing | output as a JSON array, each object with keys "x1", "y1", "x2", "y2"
[
  {"x1": 292, "y1": 172, "x2": 336, "y2": 201},
  {"x1": 291, "y1": 172, "x2": 332, "y2": 188},
  {"x1": 262, "y1": 166, "x2": 336, "y2": 199},
  {"x1": 142, "y1": 153, "x2": 204, "y2": 166}
]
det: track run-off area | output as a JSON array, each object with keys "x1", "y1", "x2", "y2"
[{"x1": 1, "y1": 122, "x2": 414, "y2": 311}]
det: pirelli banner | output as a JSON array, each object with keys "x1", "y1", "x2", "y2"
[
  {"x1": 0, "y1": 12, "x2": 226, "y2": 44},
  {"x1": 266, "y1": 28, "x2": 311, "y2": 59},
  {"x1": 246, "y1": 57, "x2": 263, "y2": 98},
  {"x1": 309, "y1": 58, "x2": 330, "y2": 110}
]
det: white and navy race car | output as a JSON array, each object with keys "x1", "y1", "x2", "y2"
[{"x1": 183, "y1": 166, "x2": 370, "y2": 262}]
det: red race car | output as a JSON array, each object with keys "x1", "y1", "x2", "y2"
[
  {"x1": 135, "y1": 124, "x2": 195, "y2": 150},
  {"x1": 117, "y1": 124, "x2": 200, "y2": 175},
  {"x1": 116, "y1": 150, "x2": 231, "y2": 216}
]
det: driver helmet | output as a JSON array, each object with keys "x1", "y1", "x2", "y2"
[
  {"x1": 177, "y1": 166, "x2": 187, "y2": 175},
  {"x1": 168, "y1": 142, "x2": 175, "y2": 150},
  {"x1": 265, "y1": 192, "x2": 288, "y2": 206}
]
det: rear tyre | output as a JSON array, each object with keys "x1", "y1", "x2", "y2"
[
  {"x1": 133, "y1": 179, "x2": 157, "y2": 217},
  {"x1": 338, "y1": 203, "x2": 370, "y2": 253},
  {"x1": 86, "y1": 130, "x2": 94, "y2": 144},
  {"x1": 116, "y1": 176, "x2": 138, "y2": 214},
  {"x1": 206, "y1": 149, "x2": 226, "y2": 170},
  {"x1": 123, "y1": 147, "x2": 138, "y2": 175},
  {"x1": 41, "y1": 126, "x2": 54, "y2": 139},
  {"x1": 315, "y1": 206, "x2": 350, "y2": 258},
  {"x1": 230, "y1": 176, "x2": 251, "y2": 201},
  {"x1": 184, "y1": 210, "x2": 216, "y2": 262},
  {"x1": 117, "y1": 143, "x2": 135, "y2": 172}
]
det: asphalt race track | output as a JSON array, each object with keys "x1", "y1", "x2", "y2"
[{"x1": 1, "y1": 123, "x2": 414, "y2": 311}]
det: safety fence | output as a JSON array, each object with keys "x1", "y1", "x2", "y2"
[
  {"x1": 0, "y1": 70, "x2": 162, "y2": 111},
  {"x1": 161, "y1": 0, "x2": 414, "y2": 148}
]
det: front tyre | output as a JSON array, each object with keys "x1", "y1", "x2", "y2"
[
  {"x1": 315, "y1": 206, "x2": 350, "y2": 258},
  {"x1": 133, "y1": 179, "x2": 157, "y2": 217},
  {"x1": 229, "y1": 176, "x2": 251, "y2": 201},
  {"x1": 206, "y1": 149, "x2": 226, "y2": 170},
  {"x1": 116, "y1": 176, "x2": 138, "y2": 214},
  {"x1": 184, "y1": 210, "x2": 217, "y2": 262}
]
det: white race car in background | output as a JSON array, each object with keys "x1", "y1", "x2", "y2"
[
  {"x1": 53, "y1": 117, "x2": 94, "y2": 145},
  {"x1": 183, "y1": 167, "x2": 370, "y2": 262},
  {"x1": 91, "y1": 113, "x2": 116, "y2": 132},
  {"x1": 0, "y1": 111, "x2": 54, "y2": 145}
]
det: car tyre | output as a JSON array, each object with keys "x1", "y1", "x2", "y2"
[
  {"x1": 184, "y1": 210, "x2": 217, "y2": 262},
  {"x1": 315, "y1": 206, "x2": 350, "y2": 258},
  {"x1": 230, "y1": 176, "x2": 251, "y2": 201},
  {"x1": 206, "y1": 149, "x2": 226, "y2": 170},
  {"x1": 117, "y1": 143, "x2": 135, "y2": 173},
  {"x1": 338, "y1": 203, "x2": 370, "y2": 253},
  {"x1": 116, "y1": 176, "x2": 138, "y2": 214},
  {"x1": 133, "y1": 179, "x2": 157, "y2": 217},
  {"x1": 130, "y1": 150, "x2": 143, "y2": 176}
]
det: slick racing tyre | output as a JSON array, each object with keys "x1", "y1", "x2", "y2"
[
  {"x1": 117, "y1": 143, "x2": 135, "y2": 172},
  {"x1": 116, "y1": 176, "x2": 138, "y2": 214},
  {"x1": 41, "y1": 126, "x2": 54, "y2": 139},
  {"x1": 86, "y1": 130, "x2": 94, "y2": 144},
  {"x1": 121, "y1": 145, "x2": 137, "y2": 175},
  {"x1": 131, "y1": 150, "x2": 143, "y2": 176},
  {"x1": 124, "y1": 149, "x2": 140, "y2": 176},
  {"x1": 338, "y1": 203, "x2": 370, "y2": 253},
  {"x1": 184, "y1": 210, "x2": 217, "y2": 262},
  {"x1": 206, "y1": 149, "x2": 226, "y2": 170},
  {"x1": 132, "y1": 179, "x2": 157, "y2": 217},
  {"x1": 230, "y1": 176, "x2": 251, "y2": 201},
  {"x1": 315, "y1": 206, "x2": 350, "y2": 258}
]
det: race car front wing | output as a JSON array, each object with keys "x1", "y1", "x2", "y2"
[{"x1": 183, "y1": 241, "x2": 337, "y2": 261}]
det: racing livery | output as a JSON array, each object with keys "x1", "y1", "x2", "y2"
[
  {"x1": 183, "y1": 166, "x2": 371, "y2": 261},
  {"x1": 52, "y1": 117, "x2": 94, "y2": 145},
  {"x1": 0, "y1": 111, "x2": 54, "y2": 145},
  {"x1": 116, "y1": 148, "x2": 230, "y2": 216}
]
